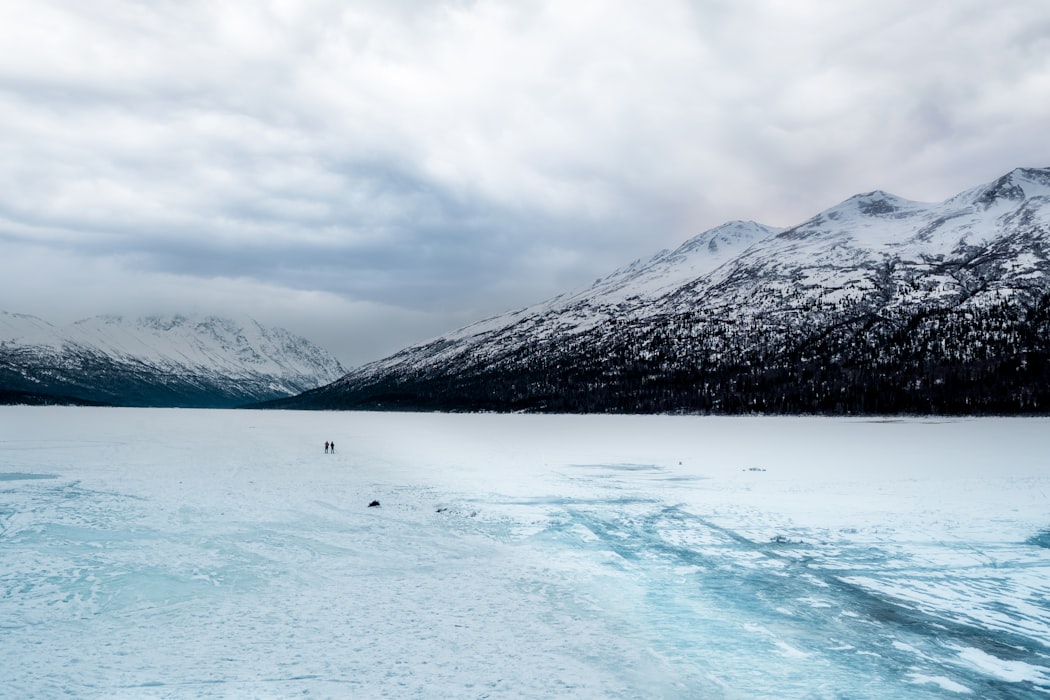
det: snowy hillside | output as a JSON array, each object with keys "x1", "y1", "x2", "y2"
[
  {"x1": 273, "y1": 167, "x2": 1050, "y2": 414},
  {"x1": 0, "y1": 313, "x2": 345, "y2": 407},
  {"x1": 317, "y1": 219, "x2": 781, "y2": 379}
]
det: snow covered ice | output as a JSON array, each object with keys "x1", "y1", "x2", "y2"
[{"x1": 2, "y1": 407, "x2": 1049, "y2": 698}]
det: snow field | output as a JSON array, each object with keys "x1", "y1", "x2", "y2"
[{"x1": 1, "y1": 407, "x2": 1049, "y2": 698}]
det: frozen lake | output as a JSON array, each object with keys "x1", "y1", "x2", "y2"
[{"x1": 2, "y1": 407, "x2": 1049, "y2": 698}]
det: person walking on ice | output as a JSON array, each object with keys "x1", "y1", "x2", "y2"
[
  {"x1": 330, "y1": 441, "x2": 335, "y2": 453},
  {"x1": 324, "y1": 441, "x2": 329, "y2": 454}
]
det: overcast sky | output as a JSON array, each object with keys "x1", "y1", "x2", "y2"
[{"x1": 1, "y1": 0, "x2": 1048, "y2": 366}]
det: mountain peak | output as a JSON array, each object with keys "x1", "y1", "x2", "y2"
[
  {"x1": 674, "y1": 220, "x2": 780, "y2": 255},
  {"x1": 836, "y1": 190, "x2": 921, "y2": 219},
  {"x1": 1004, "y1": 166, "x2": 1050, "y2": 188},
  {"x1": 583, "y1": 220, "x2": 780, "y2": 303},
  {"x1": 971, "y1": 167, "x2": 1050, "y2": 208}
]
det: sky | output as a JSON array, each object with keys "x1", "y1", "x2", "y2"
[{"x1": 1, "y1": 0, "x2": 1048, "y2": 367}]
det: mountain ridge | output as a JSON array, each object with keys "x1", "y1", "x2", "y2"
[
  {"x1": 264, "y1": 166, "x2": 1050, "y2": 415},
  {"x1": 0, "y1": 313, "x2": 346, "y2": 408}
]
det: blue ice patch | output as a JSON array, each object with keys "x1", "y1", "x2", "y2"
[{"x1": 1025, "y1": 529, "x2": 1050, "y2": 549}]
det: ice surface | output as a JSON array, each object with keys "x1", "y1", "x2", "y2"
[{"x1": 1, "y1": 407, "x2": 1049, "y2": 698}]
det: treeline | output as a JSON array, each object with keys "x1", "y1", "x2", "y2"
[
  {"x1": 283, "y1": 293, "x2": 1050, "y2": 415},
  {"x1": 0, "y1": 388, "x2": 111, "y2": 407}
]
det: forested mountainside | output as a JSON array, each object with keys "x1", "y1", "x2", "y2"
[{"x1": 265, "y1": 167, "x2": 1050, "y2": 414}]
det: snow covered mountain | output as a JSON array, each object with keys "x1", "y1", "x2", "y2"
[
  {"x1": 0, "y1": 314, "x2": 346, "y2": 407},
  {"x1": 270, "y1": 166, "x2": 1050, "y2": 415}
]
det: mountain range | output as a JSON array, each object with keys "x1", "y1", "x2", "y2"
[
  {"x1": 0, "y1": 313, "x2": 345, "y2": 408},
  {"x1": 265, "y1": 166, "x2": 1050, "y2": 415}
]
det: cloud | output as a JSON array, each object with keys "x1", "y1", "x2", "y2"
[{"x1": 0, "y1": 0, "x2": 1048, "y2": 365}]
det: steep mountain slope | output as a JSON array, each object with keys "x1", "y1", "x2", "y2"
[
  {"x1": 322, "y1": 219, "x2": 781, "y2": 379},
  {"x1": 0, "y1": 313, "x2": 346, "y2": 407},
  {"x1": 269, "y1": 167, "x2": 1050, "y2": 414}
]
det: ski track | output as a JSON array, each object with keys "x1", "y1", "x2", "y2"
[{"x1": 1, "y1": 408, "x2": 1049, "y2": 698}]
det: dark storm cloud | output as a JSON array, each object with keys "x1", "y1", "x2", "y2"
[{"x1": 1, "y1": 0, "x2": 1048, "y2": 365}]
